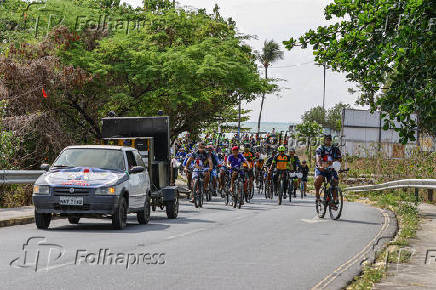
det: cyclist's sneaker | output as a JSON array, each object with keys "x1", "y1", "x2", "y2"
[{"x1": 283, "y1": 194, "x2": 287, "y2": 199}]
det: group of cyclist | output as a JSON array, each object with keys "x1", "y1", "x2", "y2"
[{"x1": 174, "y1": 134, "x2": 342, "y2": 208}]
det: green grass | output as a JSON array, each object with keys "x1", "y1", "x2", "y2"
[{"x1": 346, "y1": 190, "x2": 420, "y2": 289}]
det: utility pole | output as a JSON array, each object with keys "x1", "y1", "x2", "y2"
[
  {"x1": 238, "y1": 95, "x2": 241, "y2": 145},
  {"x1": 323, "y1": 64, "x2": 326, "y2": 111}
]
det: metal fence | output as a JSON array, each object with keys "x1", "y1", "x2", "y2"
[
  {"x1": 0, "y1": 170, "x2": 44, "y2": 185},
  {"x1": 345, "y1": 179, "x2": 436, "y2": 202}
]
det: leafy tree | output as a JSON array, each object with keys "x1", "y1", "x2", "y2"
[
  {"x1": 295, "y1": 120, "x2": 323, "y2": 166},
  {"x1": 256, "y1": 40, "x2": 284, "y2": 134},
  {"x1": 0, "y1": 0, "x2": 271, "y2": 167},
  {"x1": 0, "y1": 101, "x2": 20, "y2": 169},
  {"x1": 284, "y1": 0, "x2": 436, "y2": 142},
  {"x1": 301, "y1": 106, "x2": 326, "y2": 128},
  {"x1": 326, "y1": 102, "x2": 351, "y2": 132}
]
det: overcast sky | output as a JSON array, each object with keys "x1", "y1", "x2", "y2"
[{"x1": 125, "y1": 0, "x2": 363, "y2": 123}]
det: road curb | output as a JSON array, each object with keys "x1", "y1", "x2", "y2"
[
  {"x1": 0, "y1": 216, "x2": 35, "y2": 228},
  {"x1": 312, "y1": 206, "x2": 398, "y2": 289}
]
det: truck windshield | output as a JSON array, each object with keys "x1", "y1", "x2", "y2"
[{"x1": 53, "y1": 149, "x2": 125, "y2": 171}]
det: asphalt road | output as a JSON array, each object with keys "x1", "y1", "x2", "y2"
[{"x1": 0, "y1": 193, "x2": 394, "y2": 290}]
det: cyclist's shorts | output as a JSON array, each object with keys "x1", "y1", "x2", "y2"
[
  {"x1": 230, "y1": 168, "x2": 245, "y2": 178},
  {"x1": 301, "y1": 175, "x2": 308, "y2": 182},
  {"x1": 315, "y1": 168, "x2": 338, "y2": 181},
  {"x1": 192, "y1": 168, "x2": 209, "y2": 179}
]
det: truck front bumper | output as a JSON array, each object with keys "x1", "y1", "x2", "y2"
[{"x1": 33, "y1": 194, "x2": 119, "y2": 215}]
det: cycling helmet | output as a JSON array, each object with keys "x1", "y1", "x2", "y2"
[
  {"x1": 232, "y1": 146, "x2": 239, "y2": 151},
  {"x1": 278, "y1": 145, "x2": 286, "y2": 152},
  {"x1": 324, "y1": 134, "x2": 332, "y2": 140}
]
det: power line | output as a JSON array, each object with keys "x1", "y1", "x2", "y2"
[{"x1": 264, "y1": 60, "x2": 314, "y2": 69}]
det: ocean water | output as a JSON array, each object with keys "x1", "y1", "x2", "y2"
[{"x1": 225, "y1": 122, "x2": 294, "y2": 133}]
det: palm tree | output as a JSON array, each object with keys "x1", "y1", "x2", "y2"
[{"x1": 256, "y1": 40, "x2": 284, "y2": 134}]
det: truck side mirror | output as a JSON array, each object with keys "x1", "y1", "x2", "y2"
[
  {"x1": 129, "y1": 166, "x2": 145, "y2": 174},
  {"x1": 40, "y1": 164, "x2": 50, "y2": 171}
]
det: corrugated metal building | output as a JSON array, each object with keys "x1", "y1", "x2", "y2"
[{"x1": 340, "y1": 109, "x2": 434, "y2": 158}]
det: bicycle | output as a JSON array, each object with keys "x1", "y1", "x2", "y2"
[
  {"x1": 264, "y1": 170, "x2": 273, "y2": 199},
  {"x1": 288, "y1": 172, "x2": 303, "y2": 202},
  {"x1": 222, "y1": 167, "x2": 232, "y2": 206},
  {"x1": 191, "y1": 168, "x2": 205, "y2": 209},
  {"x1": 232, "y1": 168, "x2": 245, "y2": 209},
  {"x1": 300, "y1": 178, "x2": 307, "y2": 198},
  {"x1": 316, "y1": 168, "x2": 349, "y2": 220},
  {"x1": 255, "y1": 167, "x2": 264, "y2": 196},
  {"x1": 276, "y1": 170, "x2": 288, "y2": 205}
]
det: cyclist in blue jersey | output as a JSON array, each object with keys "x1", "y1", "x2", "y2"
[{"x1": 226, "y1": 146, "x2": 249, "y2": 196}]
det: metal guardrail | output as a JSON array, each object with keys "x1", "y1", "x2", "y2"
[
  {"x1": 0, "y1": 170, "x2": 44, "y2": 185},
  {"x1": 345, "y1": 179, "x2": 436, "y2": 202},
  {"x1": 344, "y1": 179, "x2": 436, "y2": 192}
]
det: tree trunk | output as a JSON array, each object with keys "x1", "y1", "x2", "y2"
[
  {"x1": 238, "y1": 96, "x2": 241, "y2": 144},
  {"x1": 257, "y1": 66, "x2": 268, "y2": 135}
]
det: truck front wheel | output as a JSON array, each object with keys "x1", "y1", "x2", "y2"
[
  {"x1": 112, "y1": 196, "x2": 127, "y2": 230},
  {"x1": 165, "y1": 197, "x2": 179, "y2": 219},
  {"x1": 35, "y1": 211, "x2": 51, "y2": 229},
  {"x1": 137, "y1": 197, "x2": 151, "y2": 224},
  {"x1": 68, "y1": 216, "x2": 80, "y2": 224}
]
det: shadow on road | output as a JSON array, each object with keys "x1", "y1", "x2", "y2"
[
  {"x1": 46, "y1": 220, "x2": 170, "y2": 233},
  {"x1": 337, "y1": 219, "x2": 381, "y2": 226}
]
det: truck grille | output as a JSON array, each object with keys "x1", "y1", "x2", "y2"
[
  {"x1": 53, "y1": 187, "x2": 91, "y2": 195},
  {"x1": 54, "y1": 204, "x2": 90, "y2": 211}
]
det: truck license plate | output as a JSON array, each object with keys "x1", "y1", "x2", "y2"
[{"x1": 59, "y1": 196, "x2": 83, "y2": 206}]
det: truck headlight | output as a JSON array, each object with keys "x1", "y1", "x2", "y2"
[
  {"x1": 33, "y1": 185, "x2": 49, "y2": 195},
  {"x1": 95, "y1": 187, "x2": 116, "y2": 195}
]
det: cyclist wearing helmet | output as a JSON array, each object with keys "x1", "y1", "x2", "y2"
[
  {"x1": 269, "y1": 145, "x2": 290, "y2": 195},
  {"x1": 227, "y1": 146, "x2": 249, "y2": 199},
  {"x1": 217, "y1": 152, "x2": 226, "y2": 196},
  {"x1": 254, "y1": 152, "x2": 264, "y2": 186},
  {"x1": 287, "y1": 147, "x2": 301, "y2": 198},
  {"x1": 207, "y1": 145, "x2": 219, "y2": 196},
  {"x1": 300, "y1": 160, "x2": 309, "y2": 197},
  {"x1": 185, "y1": 143, "x2": 213, "y2": 202},
  {"x1": 243, "y1": 144, "x2": 255, "y2": 201},
  {"x1": 314, "y1": 135, "x2": 342, "y2": 207}
]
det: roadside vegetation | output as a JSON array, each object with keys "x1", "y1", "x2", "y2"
[
  {"x1": 0, "y1": 0, "x2": 275, "y2": 205},
  {"x1": 342, "y1": 150, "x2": 434, "y2": 289},
  {"x1": 346, "y1": 190, "x2": 420, "y2": 289}
]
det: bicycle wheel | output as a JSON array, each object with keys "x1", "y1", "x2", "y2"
[
  {"x1": 198, "y1": 180, "x2": 204, "y2": 208},
  {"x1": 289, "y1": 180, "x2": 293, "y2": 203},
  {"x1": 329, "y1": 186, "x2": 343, "y2": 220},
  {"x1": 264, "y1": 181, "x2": 269, "y2": 199},
  {"x1": 259, "y1": 177, "x2": 264, "y2": 195},
  {"x1": 278, "y1": 178, "x2": 284, "y2": 205},
  {"x1": 238, "y1": 180, "x2": 244, "y2": 208},
  {"x1": 232, "y1": 182, "x2": 238, "y2": 208},
  {"x1": 249, "y1": 182, "x2": 254, "y2": 200},
  {"x1": 316, "y1": 188, "x2": 327, "y2": 218},
  {"x1": 300, "y1": 182, "x2": 304, "y2": 198},
  {"x1": 193, "y1": 180, "x2": 200, "y2": 208},
  {"x1": 207, "y1": 189, "x2": 211, "y2": 201}
]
